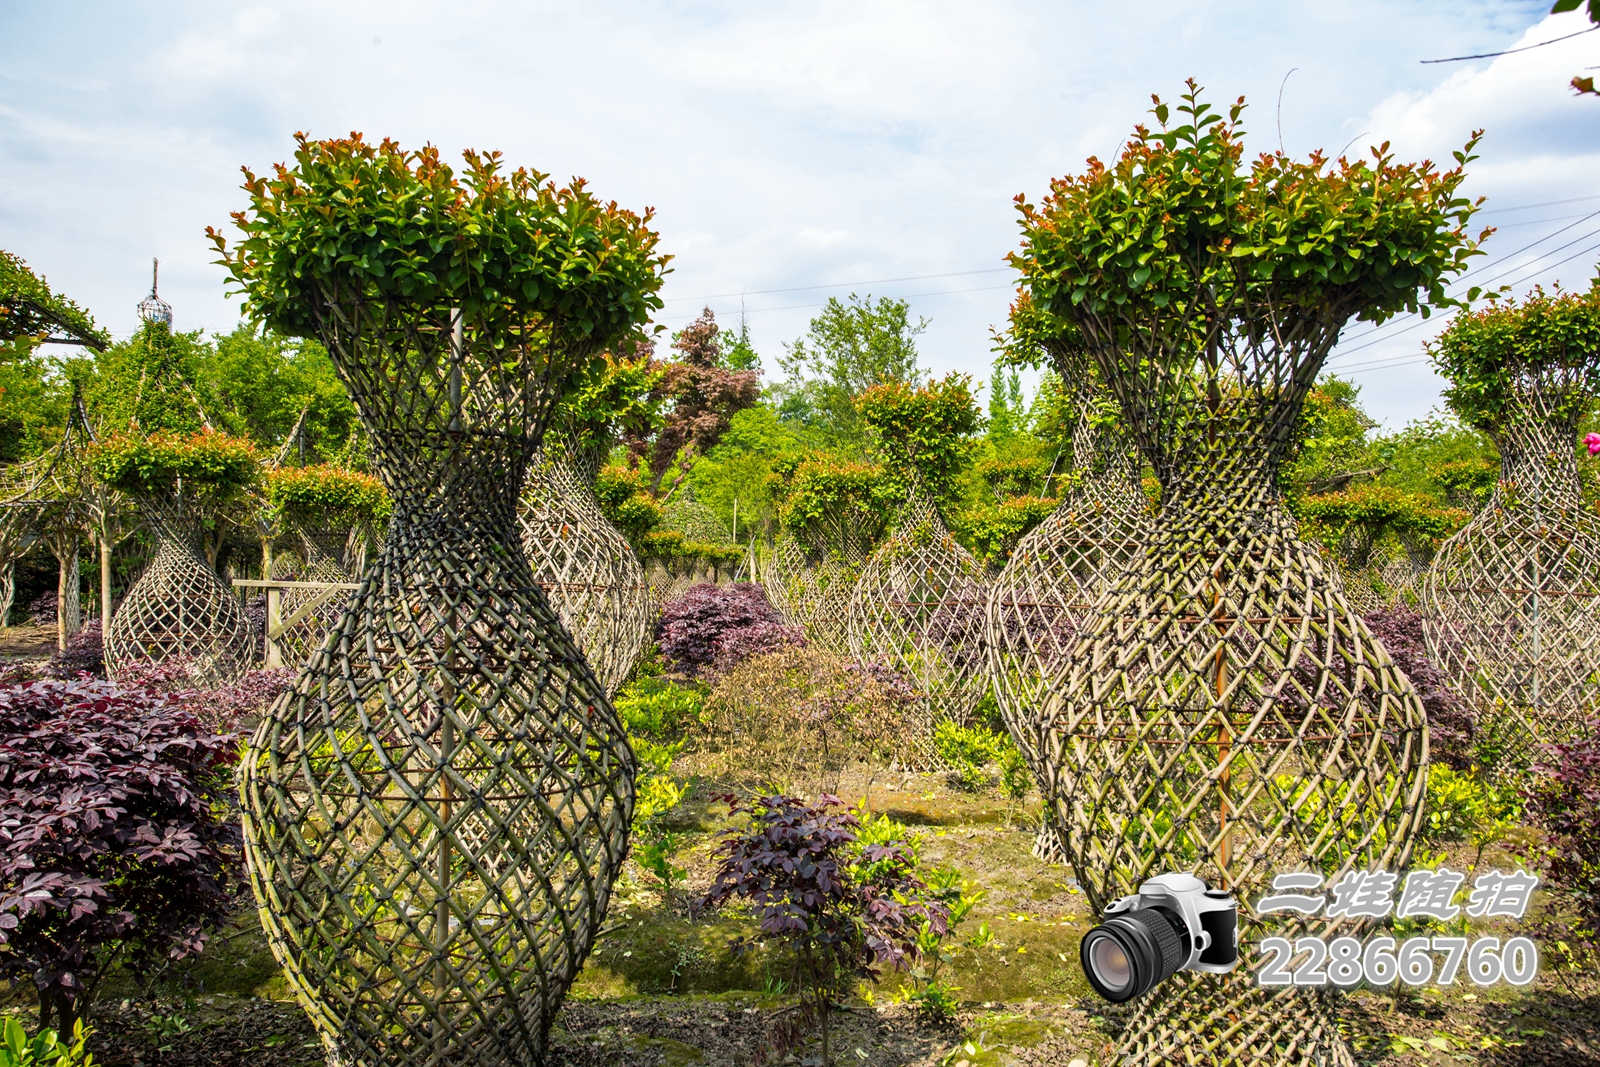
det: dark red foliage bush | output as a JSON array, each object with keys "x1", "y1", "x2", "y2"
[
  {"x1": 116, "y1": 658, "x2": 295, "y2": 732},
  {"x1": 1363, "y1": 605, "x2": 1476, "y2": 770},
  {"x1": 701, "y1": 794, "x2": 945, "y2": 1062},
  {"x1": 710, "y1": 620, "x2": 806, "y2": 675},
  {"x1": 0, "y1": 677, "x2": 244, "y2": 1031},
  {"x1": 40, "y1": 619, "x2": 104, "y2": 679},
  {"x1": 1530, "y1": 723, "x2": 1600, "y2": 937},
  {"x1": 657, "y1": 582, "x2": 787, "y2": 676}
]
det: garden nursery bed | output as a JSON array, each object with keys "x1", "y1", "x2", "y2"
[{"x1": 3, "y1": 767, "x2": 1594, "y2": 1067}]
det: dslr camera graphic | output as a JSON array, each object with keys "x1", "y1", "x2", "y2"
[{"x1": 1079, "y1": 873, "x2": 1239, "y2": 1002}]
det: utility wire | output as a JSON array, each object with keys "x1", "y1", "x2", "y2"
[{"x1": 1421, "y1": 24, "x2": 1599, "y2": 63}]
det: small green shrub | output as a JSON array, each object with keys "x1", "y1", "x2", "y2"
[
  {"x1": 1420, "y1": 764, "x2": 1523, "y2": 864},
  {"x1": 933, "y1": 721, "x2": 1029, "y2": 798},
  {"x1": 0, "y1": 1020, "x2": 95, "y2": 1067},
  {"x1": 614, "y1": 673, "x2": 706, "y2": 740}
]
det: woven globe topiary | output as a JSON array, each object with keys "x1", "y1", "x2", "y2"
[
  {"x1": 219, "y1": 134, "x2": 664, "y2": 1067},
  {"x1": 264, "y1": 464, "x2": 389, "y2": 666},
  {"x1": 519, "y1": 445, "x2": 652, "y2": 695},
  {"x1": 847, "y1": 482, "x2": 989, "y2": 766},
  {"x1": 1421, "y1": 288, "x2": 1600, "y2": 758},
  {"x1": 661, "y1": 484, "x2": 728, "y2": 545},
  {"x1": 1011, "y1": 86, "x2": 1479, "y2": 1067},
  {"x1": 92, "y1": 430, "x2": 260, "y2": 685}
]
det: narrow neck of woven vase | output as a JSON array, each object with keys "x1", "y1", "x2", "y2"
[
  {"x1": 1070, "y1": 399, "x2": 1145, "y2": 513},
  {"x1": 1490, "y1": 382, "x2": 1586, "y2": 513},
  {"x1": 313, "y1": 298, "x2": 560, "y2": 521},
  {"x1": 294, "y1": 519, "x2": 354, "y2": 577},
  {"x1": 136, "y1": 492, "x2": 211, "y2": 562}
]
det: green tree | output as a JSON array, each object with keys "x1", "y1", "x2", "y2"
[
  {"x1": 686, "y1": 403, "x2": 801, "y2": 542},
  {"x1": 83, "y1": 322, "x2": 212, "y2": 436},
  {"x1": 777, "y1": 294, "x2": 927, "y2": 446},
  {"x1": 201, "y1": 325, "x2": 360, "y2": 459}
]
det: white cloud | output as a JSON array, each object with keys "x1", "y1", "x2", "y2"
[
  {"x1": 2, "y1": 0, "x2": 1593, "y2": 427},
  {"x1": 1323, "y1": 11, "x2": 1600, "y2": 429}
]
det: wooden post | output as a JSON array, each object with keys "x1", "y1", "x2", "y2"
[{"x1": 265, "y1": 585, "x2": 282, "y2": 668}]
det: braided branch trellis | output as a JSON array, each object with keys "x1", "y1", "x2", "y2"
[
  {"x1": 1421, "y1": 381, "x2": 1600, "y2": 756},
  {"x1": 986, "y1": 354, "x2": 1148, "y2": 862},
  {"x1": 103, "y1": 493, "x2": 255, "y2": 684},
  {"x1": 241, "y1": 299, "x2": 634, "y2": 1067},
  {"x1": 273, "y1": 524, "x2": 359, "y2": 666},
  {"x1": 847, "y1": 483, "x2": 989, "y2": 767},
  {"x1": 1027, "y1": 309, "x2": 1427, "y2": 1066},
  {"x1": 519, "y1": 447, "x2": 652, "y2": 696},
  {"x1": 763, "y1": 535, "x2": 859, "y2": 656}
]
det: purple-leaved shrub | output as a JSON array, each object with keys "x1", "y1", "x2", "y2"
[
  {"x1": 1364, "y1": 605, "x2": 1476, "y2": 770},
  {"x1": 0, "y1": 677, "x2": 244, "y2": 1032},
  {"x1": 657, "y1": 582, "x2": 792, "y2": 676}
]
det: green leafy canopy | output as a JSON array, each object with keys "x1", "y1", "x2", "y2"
[
  {"x1": 1428, "y1": 284, "x2": 1600, "y2": 434},
  {"x1": 88, "y1": 430, "x2": 261, "y2": 504},
  {"x1": 1011, "y1": 80, "x2": 1488, "y2": 345},
  {"x1": 209, "y1": 133, "x2": 671, "y2": 345},
  {"x1": 855, "y1": 374, "x2": 981, "y2": 508},
  {"x1": 265, "y1": 464, "x2": 390, "y2": 527}
]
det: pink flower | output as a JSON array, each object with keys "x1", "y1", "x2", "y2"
[{"x1": 1586, "y1": 432, "x2": 1600, "y2": 456}]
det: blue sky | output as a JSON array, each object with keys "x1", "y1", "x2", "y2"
[{"x1": 3, "y1": 1, "x2": 1597, "y2": 428}]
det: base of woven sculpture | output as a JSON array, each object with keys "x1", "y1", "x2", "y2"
[
  {"x1": 105, "y1": 526, "x2": 254, "y2": 685},
  {"x1": 1115, "y1": 970, "x2": 1355, "y2": 1067},
  {"x1": 243, "y1": 521, "x2": 634, "y2": 1067}
]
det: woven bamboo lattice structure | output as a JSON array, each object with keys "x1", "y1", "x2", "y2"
[
  {"x1": 1421, "y1": 380, "x2": 1600, "y2": 753},
  {"x1": 986, "y1": 351, "x2": 1148, "y2": 862},
  {"x1": 519, "y1": 446, "x2": 651, "y2": 695},
  {"x1": 274, "y1": 525, "x2": 359, "y2": 666},
  {"x1": 661, "y1": 484, "x2": 728, "y2": 545},
  {"x1": 847, "y1": 482, "x2": 989, "y2": 766},
  {"x1": 762, "y1": 534, "x2": 859, "y2": 655},
  {"x1": 104, "y1": 491, "x2": 255, "y2": 684},
  {"x1": 242, "y1": 304, "x2": 634, "y2": 1067},
  {"x1": 1025, "y1": 337, "x2": 1427, "y2": 1067}
]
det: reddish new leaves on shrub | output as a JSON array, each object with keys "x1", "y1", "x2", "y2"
[
  {"x1": 1530, "y1": 723, "x2": 1600, "y2": 937},
  {"x1": 657, "y1": 582, "x2": 788, "y2": 676},
  {"x1": 0, "y1": 678, "x2": 244, "y2": 1031},
  {"x1": 1364, "y1": 605, "x2": 1476, "y2": 770},
  {"x1": 700, "y1": 794, "x2": 946, "y2": 1060}
]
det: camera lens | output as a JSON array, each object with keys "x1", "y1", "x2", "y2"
[{"x1": 1079, "y1": 907, "x2": 1189, "y2": 1002}]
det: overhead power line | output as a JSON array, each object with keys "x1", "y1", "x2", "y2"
[
  {"x1": 1421, "y1": 24, "x2": 1599, "y2": 63},
  {"x1": 661, "y1": 267, "x2": 1014, "y2": 303}
]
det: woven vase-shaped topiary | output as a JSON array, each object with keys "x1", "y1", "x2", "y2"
[
  {"x1": 848, "y1": 481, "x2": 988, "y2": 765},
  {"x1": 519, "y1": 446, "x2": 652, "y2": 695},
  {"x1": 104, "y1": 494, "x2": 254, "y2": 685},
  {"x1": 764, "y1": 534, "x2": 859, "y2": 655},
  {"x1": 241, "y1": 302, "x2": 635, "y2": 1067},
  {"x1": 1422, "y1": 380, "x2": 1600, "y2": 756},
  {"x1": 273, "y1": 525, "x2": 357, "y2": 665},
  {"x1": 985, "y1": 350, "x2": 1147, "y2": 862},
  {"x1": 1035, "y1": 396, "x2": 1426, "y2": 1067}
]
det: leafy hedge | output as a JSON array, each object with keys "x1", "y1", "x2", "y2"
[
  {"x1": 1430, "y1": 285, "x2": 1600, "y2": 434},
  {"x1": 87, "y1": 430, "x2": 260, "y2": 504},
  {"x1": 210, "y1": 133, "x2": 668, "y2": 346},
  {"x1": 264, "y1": 463, "x2": 390, "y2": 528}
]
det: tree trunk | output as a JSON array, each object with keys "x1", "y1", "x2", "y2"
[
  {"x1": 56, "y1": 551, "x2": 81, "y2": 650},
  {"x1": 100, "y1": 535, "x2": 113, "y2": 626},
  {"x1": 0, "y1": 561, "x2": 14, "y2": 632}
]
